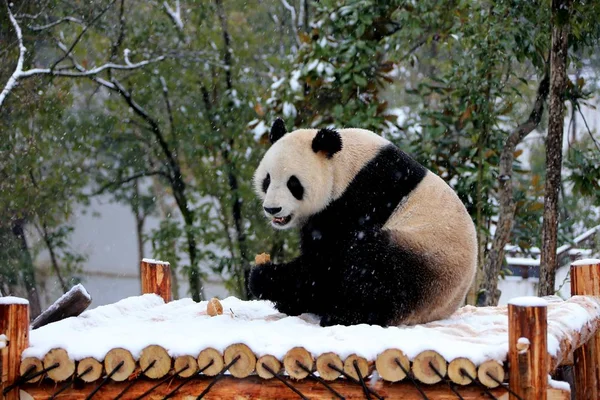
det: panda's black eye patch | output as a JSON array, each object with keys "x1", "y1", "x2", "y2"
[
  {"x1": 287, "y1": 175, "x2": 304, "y2": 200},
  {"x1": 262, "y1": 173, "x2": 270, "y2": 193}
]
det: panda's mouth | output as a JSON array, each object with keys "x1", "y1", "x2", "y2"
[{"x1": 271, "y1": 215, "x2": 292, "y2": 227}]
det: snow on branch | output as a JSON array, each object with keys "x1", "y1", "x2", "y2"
[
  {"x1": 0, "y1": 3, "x2": 166, "y2": 108},
  {"x1": 163, "y1": 0, "x2": 184, "y2": 31},
  {"x1": 29, "y1": 16, "x2": 84, "y2": 31},
  {"x1": 280, "y1": 0, "x2": 301, "y2": 47},
  {"x1": 19, "y1": 56, "x2": 166, "y2": 79},
  {"x1": 0, "y1": 0, "x2": 27, "y2": 108}
]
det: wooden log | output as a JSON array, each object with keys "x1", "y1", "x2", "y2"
[
  {"x1": 140, "y1": 345, "x2": 171, "y2": 379},
  {"x1": 477, "y1": 360, "x2": 505, "y2": 388},
  {"x1": 20, "y1": 375, "x2": 572, "y2": 399},
  {"x1": 571, "y1": 259, "x2": 600, "y2": 400},
  {"x1": 19, "y1": 358, "x2": 43, "y2": 383},
  {"x1": 77, "y1": 357, "x2": 103, "y2": 382},
  {"x1": 316, "y1": 352, "x2": 343, "y2": 381},
  {"x1": 343, "y1": 354, "x2": 372, "y2": 381},
  {"x1": 207, "y1": 298, "x2": 223, "y2": 316},
  {"x1": 197, "y1": 348, "x2": 223, "y2": 377},
  {"x1": 508, "y1": 297, "x2": 548, "y2": 400},
  {"x1": 447, "y1": 357, "x2": 477, "y2": 386},
  {"x1": 411, "y1": 350, "x2": 447, "y2": 384},
  {"x1": 0, "y1": 297, "x2": 29, "y2": 400},
  {"x1": 256, "y1": 355, "x2": 282, "y2": 379},
  {"x1": 224, "y1": 343, "x2": 256, "y2": 378},
  {"x1": 547, "y1": 296, "x2": 600, "y2": 371},
  {"x1": 104, "y1": 348, "x2": 136, "y2": 382},
  {"x1": 30, "y1": 284, "x2": 92, "y2": 330},
  {"x1": 375, "y1": 349, "x2": 409, "y2": 383},
  {"x1": 283, "y1": 347, "x2": 313, "y2": 380},
  {"x1": 43, "y1": 348, "x2": 75, "y2": 382},
  {"x1": 174, "y1": 355, "x2": 198, "y2": 378},
  {"x1": 140, "y1": 258, "x2": 172, "y2": 303}
]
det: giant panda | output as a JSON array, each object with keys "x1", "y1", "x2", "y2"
[{"x1": 249, "y1": 118, "x2": 477, "y2": 327}]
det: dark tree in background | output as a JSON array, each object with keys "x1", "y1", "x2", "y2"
[{"x1": 539, "y1": 0, "x2": 573, "y2": 297}]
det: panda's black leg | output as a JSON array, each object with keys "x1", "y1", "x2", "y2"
[
  {"x1": 320, "y1": 229, "x2": 433, "y2": 327},
  {"x1": 248, "y1": 258, "x2": 322, "y2": 316}
]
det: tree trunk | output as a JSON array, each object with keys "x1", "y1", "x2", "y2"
[
  {"x1": 38, "y1": 221, "x2": 68, "y2": 293},
  {"x1": 539, "y1": 0, "x2": 571, "y2": 297},
  {"x1": 11, "y1": 219, "x2": 42, "y2": 318},
  {"x1": 132, "y1": 181, "x2": 145, "y2": 267},
  {"x1": 215, "y1": 0, "x2": 250, "y2": 298},
  {"x1": 478, "y1": 74, "x2": 550, "y2": 306}
]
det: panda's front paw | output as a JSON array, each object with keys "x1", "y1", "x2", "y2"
[{"x1": 248, "y1": 263, "x2": 273, "y2": 299}]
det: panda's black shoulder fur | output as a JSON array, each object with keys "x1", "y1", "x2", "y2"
[{"x1": 249, "y1": 144, "x2": 437, "y2": 326}]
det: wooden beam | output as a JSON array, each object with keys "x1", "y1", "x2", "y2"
[
  {"x1": 0, "y1": 298, "x2": 30, "y2": 400},
  {"x1": 31, "y1": 284, "x2": 91, "y2": 329},
  {"x1": 508, "y1": 297, "x2": 548, "y2": 400},
  {"x1": 20, "y1": 375, "x2": 571, "y2": 399},
  {"x1": 570, "y1": 259, "x2": 600, "y2": 400}
]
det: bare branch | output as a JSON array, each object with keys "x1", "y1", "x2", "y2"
[
  {"x1": 160, "y1": 76, "x2": 175, "y2": 137},
  {"x1": 576, "y1": 104, "x2": 600, "y2": 152},
  {"x1": 49, "y1": 0, "x2": 117, "y2": 71},
  {"x1": 163, "y1": 0, "x2": 184, "y2": 31},
  {"x1": 93, "y1": 170, "x2": 170, "y2": 196},
  {"x1": 29, "y1": 17, "x2": 84, "y2": 31},
  {"x1": 0, "y1": 0, "x2": 27, "y2": 108},
  {"x1": 109, "y1": 0, "x2": 127, "y2": 63}
]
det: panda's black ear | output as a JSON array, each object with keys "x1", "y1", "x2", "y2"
[
  {"x1": 269, "y1": 118, "x2": 287, "y2": 144},
  {"x1": 312, "y1": 128, "x2": 342, "y2": 158}
]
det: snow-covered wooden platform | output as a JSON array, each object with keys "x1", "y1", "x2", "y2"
[
  {"x1": 20, "y1": 294, "x2": 600, "y2": 375},
  {"x1": 3, "y1": 258, "x2": 600, "y2": 400}
]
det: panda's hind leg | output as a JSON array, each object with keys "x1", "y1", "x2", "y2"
[{"x1": 320, "y1": 229, "x2": 434, "y2": 327}]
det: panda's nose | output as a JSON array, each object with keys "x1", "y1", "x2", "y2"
[{"x1": 264, "y1": 207, "x2": 282, "y2": 215}]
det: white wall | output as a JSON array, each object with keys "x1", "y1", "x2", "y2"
[
  {"x1": 498, "y1": 265, "x2": 571, "y2": 305},
  {"x1": 35, "y1": 195, "x2": 228, "y2": 308}
]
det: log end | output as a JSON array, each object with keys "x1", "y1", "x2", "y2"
[
  {"x1": 375, "y1": 349, "x2": 409, "y2": 383},
  {"x1": 197, "y1": 348, "x2": 224, "y2": 377},
  {"x1": 316, "y1": 352, "x2": 343, "y2": 381},
  {"x1": 256, "y1": 355, "x2": 282, "y2": 379},
  {"x1": 224, "y1": 343, "x2": 256, "y2": 378},
  {"x1": 283, "y1": 347, "x2": 313, "y2": 380},
  {"x1": 104, "y1": 348, "x2": 136, "y2": 382},
  {"x1": 43, "y1": 348, "x2": 75, "y2": 382}
]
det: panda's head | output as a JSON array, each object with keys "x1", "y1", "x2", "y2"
[{"x1": 254, "y1": 118, "x2": 343, "y2": 230}]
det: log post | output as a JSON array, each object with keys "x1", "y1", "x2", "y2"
[
  {"x1": 508, "y1": 296, "x2": 548, "y2": 400},
  {"x1": 0, "y1": 297, "x2": 29, "y2": 400},
  {"x1": 570, "y1": 258, "x2": 600, "y2": 400},
  {"x1": 140, "y1": 258, "x2": 172, "y2": 303}
]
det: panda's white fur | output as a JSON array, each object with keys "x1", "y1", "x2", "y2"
[
  {"x1": 254, "y1": 128, "x2": 389, "y2": 228},
  {"x1": 250, "y1": 122, "x2": 477, "y2": 326}
]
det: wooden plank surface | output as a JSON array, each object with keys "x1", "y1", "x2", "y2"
[{"x1": 20, "y1": 376, "x2": 571, "y2": 399}]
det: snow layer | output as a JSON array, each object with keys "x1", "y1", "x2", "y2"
[
  {"x1": 0, "y1": 296, "x2": 29, "y2": 305},
  {"x1": 508, "y1": 296, "x2": 548, "y2": 307},
  {"x1": 141, "y1": 258, "x2": 170, "y2": 266},
  {"x1": 22, "y1": 295, "x2": 600, "y2": 367},
  {"x1": 548, "y1": 375, "x2": 571, "y2": 391},
  {"x1": 571, "y1": 258, "x2": 600, "y2": 266}
]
